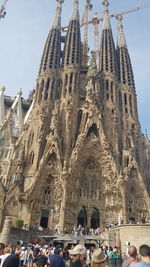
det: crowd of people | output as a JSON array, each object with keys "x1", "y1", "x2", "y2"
[
  {"x1": 22, "y1": 217, "x2": 148, "y2": 235},
  {"x1": 0, "y1": 240, "x2": 150, "y2": 267}
]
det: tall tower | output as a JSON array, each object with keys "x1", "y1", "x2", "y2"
[
  {"x1": 60, "y1": 0, "x2": 82, "y2": 166},
  {"x1": 99, "y1": 0, "x2": 122, "y2": 168}
]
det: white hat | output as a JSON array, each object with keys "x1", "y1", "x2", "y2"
[
  {"x1": 91, "y1": 248, "x2": 107, "y2": 263},
  {"x1": 69, "y1": 244, "x2": 87, "y2": 258}
]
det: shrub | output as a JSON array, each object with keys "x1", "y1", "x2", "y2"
[{"x1": 15, "y1": 219, "x2": 24, "y2": 229}]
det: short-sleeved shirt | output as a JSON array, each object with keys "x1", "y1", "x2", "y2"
[{"x1": 132, "y1": 263, "x2": 150, "y2": 267}]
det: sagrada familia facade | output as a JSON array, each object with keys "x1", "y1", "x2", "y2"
[{"x1": 0, "y1": 0, "x2": 150, "y2": 231}]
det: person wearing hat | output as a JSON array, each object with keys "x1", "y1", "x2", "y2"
[
  {"x1": 69, "y1": 244, "x2": 87, "y2": 267},
  {"x1": 91, "y1": 248, "x2": 107, "y2": 267}
]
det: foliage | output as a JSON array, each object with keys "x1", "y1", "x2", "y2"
[{"x1": 15, "y1": 219, "x2": 24, "y2": 229}]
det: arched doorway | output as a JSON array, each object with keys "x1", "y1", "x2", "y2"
[
  {"x1": 129, "y1": 217, "x2": 135, "y2": 224},
  {"x1": 77, "y1": 207, "x2": 87, "y2": 227},
  {"x1": 40, "y1": 210, "x2": 49, "y2": 228},
  {"x1": 91, "y1": 208, "x2": 100, "y2": 229}
]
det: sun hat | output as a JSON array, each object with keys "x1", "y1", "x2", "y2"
[
  {"x1": 69, "y1": 244, "x2": 87, "y2": 258},
  {"x1": 91, "y1": 248, "x2": 107, "y2": 263}
]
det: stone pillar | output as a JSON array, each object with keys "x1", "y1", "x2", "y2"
[
  {"x1": 0, "y1": 202, "x2": 3, "y2": 227},
  {"x1": 16, "y1": 89, "x2": 23, "y2": 132},
  {"x1": 0, "y1": 216, "x2": 12, "y2": 244},
  {"x1": 119, "y1": 178, "x2": 127, "y2": 223},
  {"x1": 0, "y1": 86, "x2": 5, "y2": 124}
]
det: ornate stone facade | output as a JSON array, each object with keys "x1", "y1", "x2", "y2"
[{"x1": 0, "y1": 0, "x2": 150, "y2": 231}]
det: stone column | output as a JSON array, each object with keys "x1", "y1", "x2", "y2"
[
  {"x1": 119, "y1": 178, "x2": 127, "y2": 223},
  {"x1": 0, "y1": 202, "x2": 3, "y2": 227},
  {"x1": 59, "y1": 171, "x2": 69, "y2": 233},
  {"x1": 0, "y1": 216, "x2": 12, "y2": 244}
]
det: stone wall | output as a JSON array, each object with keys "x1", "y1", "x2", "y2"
[
  {"x1": 0, "y1": 227, "x2": 54, "y2": 245},
  {"x1": 102, "y1": 224, "x2": 150, "y2": 256}
]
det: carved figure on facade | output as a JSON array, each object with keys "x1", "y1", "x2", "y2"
[
  {"x1": 44, "y1": 187, "x2": 50, "y2": 206},
  {"x1": 29, "y1": 199, "x2": 41, "y2": 212}
]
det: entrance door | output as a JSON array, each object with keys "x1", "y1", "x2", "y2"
[
  {"x1": 129, "y1": 217, "x2": 135, "y2": 224},
  {"x1": 77, "y1": 207, "x2": 87, "y2": 227},
  {"x1": 40, "y1": 210, "x2": 49, "y2": 228},
  {"x1": 91, "y1": 208, "x2": 100, "y2": 229}
]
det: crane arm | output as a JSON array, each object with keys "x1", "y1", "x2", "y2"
[
  {"x1": 111, "y1": 3, "x2": 150, "y2": 18},
  {"x1": 76, "y1": 2, "x2": 150, "y2": 27}
]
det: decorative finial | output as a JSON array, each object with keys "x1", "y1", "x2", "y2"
[
  {"x1": 117, "y1": 14, "x2": 127, "y2": 48},
  {"x1": 71, "y1": 0, "x2": 79, "y2": 21},
  {"x1": 0, "y1": 86, "x2": 5, "y2": 92},
  {"x1": 102, "y1": 0, "x2": 109, "y2": 7},
  {"x1": 102, "y1": 0, "x2": 111, "y2": 30},
  {"x1": 17, "y1": 88, "x2": 23, "y2": 96},
  {"x1": 56, "y1": 0, "x2": 64, "y2": 4},
  {"x1": 51, "y1": 0, "x2": 63, "y2": 30}
]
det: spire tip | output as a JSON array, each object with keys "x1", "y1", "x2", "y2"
[{"x1": 102, "y1": 0, "x2": 109, "y2": 7}]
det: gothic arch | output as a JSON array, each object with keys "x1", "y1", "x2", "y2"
[
  {"x1": 91, "y1": 207, "x2": 100, "y2": 229},
  {"x1": 77, "y1": 207, "x2": 87, "y2": 227},
  {"x1": 87, "y1": 124, "x2": 99, "y2": 138}
]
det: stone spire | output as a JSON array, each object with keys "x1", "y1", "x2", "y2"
[
  {"x1": 102, "y1": 0, "x2": 111, "y2": 30},
  {"x1": 39, "y1": 0, "x2": 63, "y2": 74},
  {"x1": 99, "y1": 0, "x2": 117, "y2": 74},
  {"x1": 63, "y1": 0, "x2": 81, "y2": 66},
  {"x1": 116, "y1": 15, "x2": 135, "y2": 89},
  {"x1": 51, "y1": 0, "x2": 64, "y2": 30}
]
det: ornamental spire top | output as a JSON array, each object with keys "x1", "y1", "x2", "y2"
[
  {"x1": 117, "y1": 15, "x2": 127, "y2": 48},
  {"x1": 71, "y1": 0, "x2": 79, "y2": 21},
  {"x1": 102, "y1": 0, "x2": 111, "y2": 30},
  {"x1": 51, "y1": 0, "x2": 64, "y2": 30}
]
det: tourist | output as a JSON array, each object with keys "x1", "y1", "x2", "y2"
[
  {"x1": 32, "y1": 247, "x2": 48, "y2": 267},
  {"x1": 133, "y1": 244, "x2": 150, "y2": 266},
  {"x1": 69, "y1": 244, "x2": 87, "y2": 267},
  {"x1": 0, "y1": 246, "x2": 12, "y2": 267},
  {"x1": 122, "y1": 245, "x2": 138, "y2": 266},
  {"x1": 0, "y1": 243, "x2": 4, "y2": 257},
  {"x1": 107, "y1": 247, "x2": 113, "y2": 258},
  {"x1": 2, "y1": 250, "x2": 19, "y2": 267},
  {"x1": 91, "y1": 248, "x2": 107, "y2": 267},
  {"x1": 26, "y1": 244, "x2": 34, "y2": 267},
  {"x1": 49, "y1": 248, "x2": 65, "y2": 267},
  {"x1": 20, "y1": 246, "x2": 27, "y2": 266}
]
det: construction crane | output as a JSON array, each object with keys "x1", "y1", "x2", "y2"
[
  {"x1": 0, "y1": 0, "x2": 8, "y2": 20},
  {"x1": 86, "y1": 2, "x2": 150, "y2": 53},
  {"x1": 62, "y1": 2, "x2": 150, "y2": 63},
  {"x1": 82, "y1": 0, "x2": 93, "y2": 65}
]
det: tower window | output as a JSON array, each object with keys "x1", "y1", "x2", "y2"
[{"x1": 124, "y1": 93, "x2": 127, "y2": 105}]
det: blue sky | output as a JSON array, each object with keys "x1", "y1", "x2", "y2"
[{"x1": 0, "y1": 0, "x2": 149, "y2": 136}]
